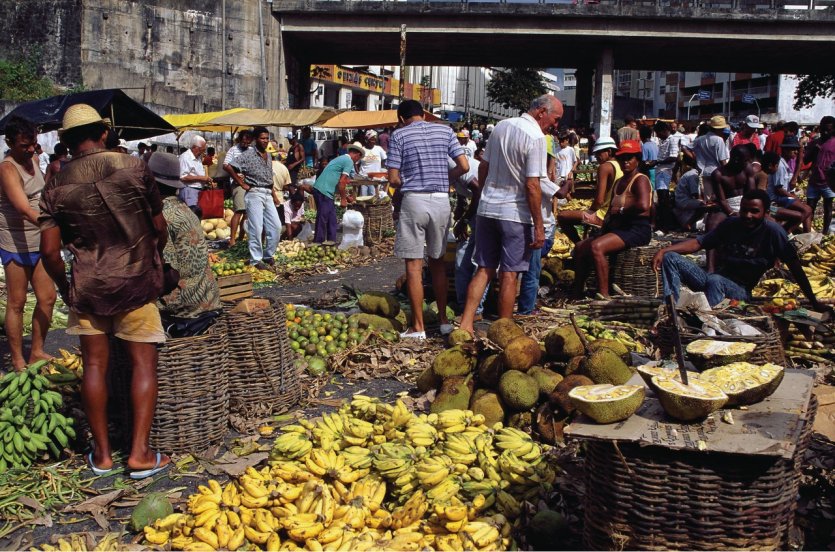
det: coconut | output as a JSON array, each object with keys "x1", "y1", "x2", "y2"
[{"x1": 568, "y1": 384, "x2": 645, "y2": 424}]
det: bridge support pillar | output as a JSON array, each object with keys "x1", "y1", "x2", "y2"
[
  {"x1": 592, "y1": 47, "x2": 614, "y2": 141},
  {"x1": 574, "y1": 66, "x2": 593, "y2": 130}
]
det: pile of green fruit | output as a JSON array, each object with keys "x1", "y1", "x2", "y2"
[
  {"x1": 286, "y1": 307, "x2": 355, "y2": 360},
  {"x1": 287, "y1": 244, "x2": 350, "y2": 269},
  {"x1": 211, "y1": 260, "x2": 247, "y2": 277},
  {"x1": 0, "y1": 360, "x2": 76, "y2": 471},
  {"x1": 420, "y1": 315, "x2": 644, "y2": 445}
]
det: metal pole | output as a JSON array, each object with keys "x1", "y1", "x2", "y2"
[
  {"x1": 686, "y1": 93, "x2": 697, "y2": 122},
  {"x1": 221, "y1": 0, "x2": 226, "y2": 110},
  {"x1": 754, "y1": 98, "x2": 761, "y2": 119},
  {"x1": 399, "y1": 25, "x2": 407, "y2": 101},
  {"x1": 258, "y1": 0, "x2": 267, "y2": 108}
]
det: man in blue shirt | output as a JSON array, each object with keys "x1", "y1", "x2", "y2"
[
  {"x1": 301, "y1": 127, "x2": 318, "y2": 168},
  {"x1": 388, "y1": 100, "x2": 469, "y2": 339},
  {"x1": 639, "y1": 125, "x2": 658, "y2": 189},
  {"x1": 652, "y1": 188, "x2": 827, "y2": 310},
  {"x1": 309, "y1": 143, "x2": 363, "y2": 242}
]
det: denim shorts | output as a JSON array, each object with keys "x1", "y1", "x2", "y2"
[{"x1": 806, "y1": 185, "x2": 835, "y2": 200}]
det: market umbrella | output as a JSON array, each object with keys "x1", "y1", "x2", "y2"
[
  {"x1": 321, "y1": 109, "x2": 440, "y2": 129},
  {"x1": 163, "y1": 107, "x2": 250, "y2": 132},
  {"x1": 205, "y1": 108, "x2": 340, "y2": 128},
  {"x1": 0, "y1": 89, "x2": 175, "y2": 140}
]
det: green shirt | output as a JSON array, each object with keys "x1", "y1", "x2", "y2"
[{"x1": 313, "y1": 154, "x2": 355, "y2": 199}]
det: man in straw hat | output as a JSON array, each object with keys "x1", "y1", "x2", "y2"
[
  {"x1": 686, "y1": 115, "x2": 730, "y2": 178},
  {"x1": 38, "y1": 103, "x2": 170, "y2": 479}
]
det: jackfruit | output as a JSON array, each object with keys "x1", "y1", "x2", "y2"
[
  {"x1": 588, "y1": 338, "x2": 629, "y2": 361},
  {"x1": 699, "y1": 362, "x2": 784, "y2": 406},
  {"x1": 548, "y1": 374, "x2": 594, "y2": 415},
  {"x1": 534, "y1": 403, "x2": 567, "y2": 445},
  {"x1": 568, "y1": 384, "x2": 645, "y2": 424},
  {"x1": 564, "y1": 355, "x2": 585, "y2": 376},
  {"x1": 685, "y1": 339, "x2": 757, "y2": 370},
  {"x1": 580, "y1": 347, "x2": 634, "y2": 385},
  {"x1": 358, "y1": 291, "x2": 401, "y2": 318},
  {"x1": 526, "y1": 509, "x2": 568, "y2": 551},
  {"x1": 477, "y1": 354, "x2": 504, "y2": 389},
  {"x1": 349, "y1": 313, "x2": 403, "y2": 333},
  {"x1": 544, "y1": 325, "x2": 584, "y2": 361},
  {"x1": 636, "y1": 363, "x2": 697, "y2": 392},
  {"x1": 430, "y1": 375, "x2": 473, "y2": 414},
  {"x1": 416, "y1": 366, "x2": 441, "y2": 393},
  {"x1": 498, "y1": 370, "x2": 539, "y2": 411},
  {"x1": 527, "y1": 366, "x2": 564, "y2": 396},
  {"x1": 652, "y1": 376, "x2": 728, "y2": 422},
  {"x1": 501, "y1": 335, "x2": 541, "y2": 372},
  {"x1": 486, "y1": 318, "x2": 525, "y2": 349},
  {"x1": 469, "y1": 390, "x2": 506, "y2": 427},
  {"x1": 432, "y1": 345, "x2": 476, "y2": 378},
  {"x1": 448, "y1": 328, "x2": 474, "y2": 347}
]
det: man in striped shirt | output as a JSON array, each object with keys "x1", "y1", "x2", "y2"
[{"x1": 388, "y1": 100, "x2": 469, "y2": 339}]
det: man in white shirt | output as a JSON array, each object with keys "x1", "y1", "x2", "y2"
[
  {"x1": 459, "y1": 94, "x2": 563, "y2": 334},
  {"x1": 179, "y1": 135, "x2": 212, "y2": 214},
  {"x1": 359, "y1": 130, "x2": 387, "y2": 196},
  {"x1": 555, "y1": 133, "x2": 578, "y2": 182},
  {"x1": 457, "y1": 129, "x2": 477, "y2": 158},
  {"x1": 687, "y1": 115, "x2": 729, "y2": 178}
]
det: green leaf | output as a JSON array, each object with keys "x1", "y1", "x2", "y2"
[{"x1": 486, "y1": 68, "x2": 548, "y2": 115}]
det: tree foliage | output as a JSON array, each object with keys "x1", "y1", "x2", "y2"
[
  {"x1": 792, "y1": 74, "x2": 835, "y2": 111},
  {"x1": 0, "y1": 51, "x2": 56, "y2": 102},
  {"x1": 486, "y1": 68, "x2": 547, "y2": 115}
]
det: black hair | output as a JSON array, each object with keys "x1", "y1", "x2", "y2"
[
  {"x1": 157, "y1": 182, "x2": 181, "y2": 197},
  {"x1": 290, "y1": 191, "x2": 305, "y2": 204},
  {"x1": 237, "y1": 129, "x2": 253, "y2": 141},
  {"x1": 639, "y1": 126, "x2": 653, "y2": 141},
  {"x1": 654, "y1": 121, "x2": 671, "y2": 133},
  {"x1": 742, "y1": 188, "x2": 771, "y2": 211},
  {"x1": 4, "y1": 116, "x2": 38, "y2": 144},
  {"x1": 207, "y1": 146, "x2": 215, "y2": 155},
  {"x1": 762, "y1": 151, "x2": 781, "y2": 168},
  {"x1": 784, "y1": 121, "x2": 799, "y2": 134},
  {"x1": 252, "y1": 126, "x2": 269, "y2": 138},
  {"x1": 624, "y1": 114, "x2": 635, "y2": 125},
  {"x1": 53, "y1": 143, "x2": 68, "y2": 157},
  {"x1": 150, "y1": 144, "x2": 158, "y2": 152},
  {"x1": 104, "y1": 129, "x2": 120, "y2": 149},
  {"x1": 397, "y1": 100, "x2": 423, "y2": 121},
  {"x1": 821, "y1": 116, "x2": 835, "y2": 127},
  {"x1": 61, "y1": 122, "x2": 109, "y2": 151}
]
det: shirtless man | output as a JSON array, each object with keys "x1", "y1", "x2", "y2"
[{"x1": 705, "y1": 144, "x2": 757, "y2": 271}]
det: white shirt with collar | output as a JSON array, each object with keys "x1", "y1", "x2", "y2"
[
  {"x1": 477, "y1": 112, "x2": 548, "y2": 224},
  {"x1": 179, "y1": 148, "x2": 205, "y2": 189}
]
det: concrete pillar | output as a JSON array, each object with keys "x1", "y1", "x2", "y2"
[
  {"x1": 574, "y1": 66, "x2": 593, "y2": 130},
  {"x1": 593, "y1": 47, "x2": 614, "y2": 140},
  {"x1": 339, "y1": 88, "x2": 353, "y2": 109},
  {"x1": 367, "y1": 94, "x2": 380, "y2": 111}
]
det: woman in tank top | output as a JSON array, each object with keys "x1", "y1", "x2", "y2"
[
  {"x1": 284, "y1": 135, "x2": 304, "y2": 185},
  {"x1": 572, "y1": 139, "x2": 653, "y2": 298},
  {"x1": 557, "y1": 137, "x2": 622, "y2": 243},
  {"x1": 0, "y1": 117, "x2": 56, "y2": 371}
]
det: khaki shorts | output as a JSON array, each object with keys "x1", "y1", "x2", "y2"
[
  {"x1": 231, "y1": 185, "x2": 247, "y2": 212},
  {"x1": 394, "y1": 192, "x2": 451, "y2": 260},
  {"x1": 66, "y1": 302, "x2": 166, "y2": 343}
]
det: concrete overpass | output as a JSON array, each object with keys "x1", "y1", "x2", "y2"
[{"x1": 272, "y1": 0, "x2": 835, "y2": 134}]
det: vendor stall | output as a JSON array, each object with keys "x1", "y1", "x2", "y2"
[{"x1": 321, "y1": 109, "x2": 441, "y2": 129}]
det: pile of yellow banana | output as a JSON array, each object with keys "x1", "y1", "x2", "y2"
[
  {"x1": 547, "y1": 232, "x2": 574, "y2": 260},
  {"x1": 752, "y1": 278, "x2": 801, "y2": 298},
  {"x1": 799, "y1": 237, "x2": 835, "y2": 298},
  {"x1": 45, "y1": 349, "x2": 83, "y2": 382},
  {"x1": 149, "y1": 396, "x2": 556, "y2": 551},
  {"x1": 31, "y1": 533, "x2": 126, "y2": 551},
  {"x1": 558, "y1": 198, "x2": 592, "y2": 212},
  {"x1": 249, "y1": 268, "x2": 276, "y2": 284}
]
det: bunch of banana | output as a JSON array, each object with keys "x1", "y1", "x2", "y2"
[
  {"x1": 31, "y1": 532, "x2": 129, "y2": 552},
  {"x1": 44, "y1": 349, "x2": 83, "y2": 383},
  {"x1": 310, "y1": 412, "x2": 344, "y2": 451},
  {"x1": 346, "y1": 394, "x2": 380, "y2": 421},
  {"x1": 371, "y1": 442, "x2": 415, "y2": 480},
  {"x1": 559, "y1": 198, "x2": 592, "y2": 211},
  {"x1": 404, "y1": 420, "x2": 438, "y2": 448},
  {"x1": 270, "y1": 425, "x2": 313, "y2": 460},
  {"x1": 806, "y1": 271, "x2": 835, "y2": 299},
  {"x1": 752, "y1": 278, "x2": 801, "y2": 298},
  {"x1": 415, "y1": 456, "x2": 452, "y2": 489},
  {"x1": 493, "y1": 427, "x2": 543, "y2": 464},
  {"x1": 547, "y1": 231, "x2": 574, "y2": 259},
  {"x1": 572, "y1": 314, "x2": 644, "y2": 353},
  {"x1": 0, "y1": 360, "x2": 76, "y2": 471},
  {"x1": 250, "y1": 269, "x2": 276, "y2": 283}
]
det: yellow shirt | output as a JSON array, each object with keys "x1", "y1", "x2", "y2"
[{"x1": 595, "y1": 159, "x2": 623, "y2": 220}]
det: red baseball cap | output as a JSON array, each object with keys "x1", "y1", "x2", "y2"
[{"x1": 615, "y1": 140, "x2": 642, "y2": 156}]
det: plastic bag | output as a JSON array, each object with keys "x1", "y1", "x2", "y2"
[
  {"x1": 297, "y1": 222, "x2": 313, "y2": 242},
  {"x1": 340, "y1": 209, "x2": 364, "y2": 249}
]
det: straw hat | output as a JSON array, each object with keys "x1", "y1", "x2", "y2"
[
  {"x1": 147, "y1": 152, "x2": 185, "y2": 188},
  {"x1": 347, "y1": 142, "x2": 365, "y2": 155},
  {"x1": 708, "y1": 115, "x2": 729, "y2": 130},
  {"x1": 592, "y1": 137, "x2": 617, "y2": 153},
  {"x1": 59, "y1": 104, "x2": 110, "y2": 135}
]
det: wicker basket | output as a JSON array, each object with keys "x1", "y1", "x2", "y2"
[
  {"x1": 582, "y1": 396, "x2": 817, "y2": 551},
  {"x1": 355, "y1": 203, "x2": 394, "y2": 245},
  {"x1": 586, "y1": 240, "x2": 669, "y2": 297},
  {"x1": 654, "y1": 312, "x2": 786, "y2": 366},
  {"x1": 110, "y1": 323, "x2": 230, "y2": 454},
  {"x1": 222, "y1": 298, "x2": 300, "y2": 420}
]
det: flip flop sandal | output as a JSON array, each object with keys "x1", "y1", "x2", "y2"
[
  {"x1": 129, "y1": 452, "x2": 170, "y2": 480},
  {"x1": 87, "y1": 451, "x2": 115, "y2": 476}
]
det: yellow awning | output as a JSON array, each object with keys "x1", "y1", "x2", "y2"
[
  {"x1": 321, "y1": 110, "x2": 440, "y2": 129},
  {"x1": 163, "y1": 108, "x2": 249, "y2": 132},
  {"x1": 206, "y1": 108, "x2": 339, "y2": 128}
]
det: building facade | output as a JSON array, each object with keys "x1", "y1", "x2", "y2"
[{"x1": 308, "y1": 65, "x2": 440, "y2": 112}]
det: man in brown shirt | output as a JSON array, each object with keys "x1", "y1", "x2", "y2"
[{"x1": 39, "y1": 103, "x2": 170, "y2": 479}]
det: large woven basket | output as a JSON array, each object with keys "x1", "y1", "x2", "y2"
[
  {"x1": 586, "y1": 240, "x2": 669, "y2": 297},
  {"x1": 355, "y1": 203, "x2": 394, "y2": 245},
  {"x1": 222, "y1": 298, "x2": 300, "y2": 420},
  {"x1": 582, "y1": 396, "x2": 817, "y2": 551},
  {"x1": 654, "y1": 312, "x2": 786, "y2": 366},
  {"x1": 110, "y1": 323, "x2": 230, "y2": 454}
]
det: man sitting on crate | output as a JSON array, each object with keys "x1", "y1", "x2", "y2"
[
  {"x1": 652, "y1": 188, "x2": 828, "y2": 310},
  {"x1": 38, "y1": 103, "x2": 170, "y2": 479}
]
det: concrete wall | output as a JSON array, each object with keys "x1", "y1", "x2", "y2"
[
  {"x1": 0, "y1": 0, "x2": 284, "y2": 114},
  {"x1": 775, "y1": 75, "x2": 835, "y2": 126}
]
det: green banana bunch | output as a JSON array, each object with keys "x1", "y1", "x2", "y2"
[{"x1": 0, "y1": 360, "x2": 76, "y2": 471}]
